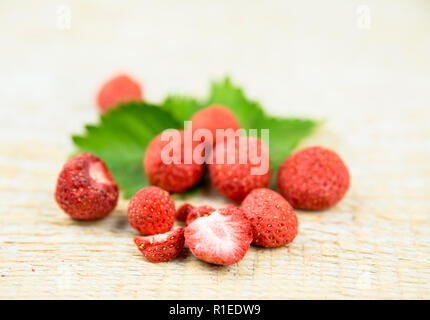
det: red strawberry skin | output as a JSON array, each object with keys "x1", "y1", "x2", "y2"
[
  {"x1": 208, "y1": 137, "x2": 271, "y2": 202},
  {"x1": 96, "y1": 74, "x2": 142, "y2": 113},
  {"x1": 185, "y1": 206, "x2": 252, "y2": 265},
  {"x1": 277, "y1": 146, "x2": 350, "y2": 210},
  {"x1": 144, "y1": 130, "x2": 204, "y2": 193},
  {"x1": 190, "y1": 105, "x2": 240, "y2": 147},
  {"x1": 127, "y1": 186, "x2": 175, "y2": 235},
  {"x1": 134, "y1": 226, "x2": 185, "y2": 262},
  {"x1": 185, "y1": 205, "x2": 216, "y2": 226},
  {"x1": 241, "y1": 188, "x2": 298, "y2": 247},
  {"x1": 55, "y1": 153, "x2": 119, "y2": 220},
  {"x1": 175, "y1": 203, "x2": 194, "y2": 222}
]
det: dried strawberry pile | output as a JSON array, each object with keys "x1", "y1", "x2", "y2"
[{"x1": 54, "y1": 74, "x2": 350, "y2": 266}]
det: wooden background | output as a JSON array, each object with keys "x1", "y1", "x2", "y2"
[{"x1": 1, "y1": 0, "x2": 429, "y2": 299}]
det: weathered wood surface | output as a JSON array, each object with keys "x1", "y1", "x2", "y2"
[{"x1": 0, "y1": 0, "x2": 429, "y2": 299}]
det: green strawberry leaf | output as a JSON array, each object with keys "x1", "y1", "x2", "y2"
[
  {"x1": 256, "y1": 117, "x2": 318, "y2": 170},
  {"x1": 205, "y1": 77, "x2": 266, "y2": 129},
  {"x1": 205, "y1": 77, "x2": 319, "y2": 173},
  {"x1": 161, "y1": 95, "x2": 203, "y2": 124},
  {"x1": 72, "y1": 101, "x2": 180, "y2": 198},
  {"x1": 72, "y1": 77, "x2": 318, "y2": 199}
]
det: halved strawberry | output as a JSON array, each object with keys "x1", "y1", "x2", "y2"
[
  {"x1": 55, "y1": 152, "x2": 119, "y2": 220},
  {"x1": 185, "y1": 206, "x2": 252, "y2": 265},
  {"x1": 134, "y1": 226, "x2": 185, "y2": 263},
  {"x1": 175, "y1": 203, "x2": 195, "y2": 222},
  {"x1": 185, "y1": 205, "x2": 216, "y2": 226}
]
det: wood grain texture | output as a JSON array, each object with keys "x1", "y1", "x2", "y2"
[{"x1": 1, "y1": 0, "x2": 430, "y2": 299}]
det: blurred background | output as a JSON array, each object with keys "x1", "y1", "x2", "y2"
[
  {"x1": 2, "y1": 0, "x2": 429, "y2": 121},
  {"x1": 0, "y1": 0, "x2": 429, "y2": 299}
]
